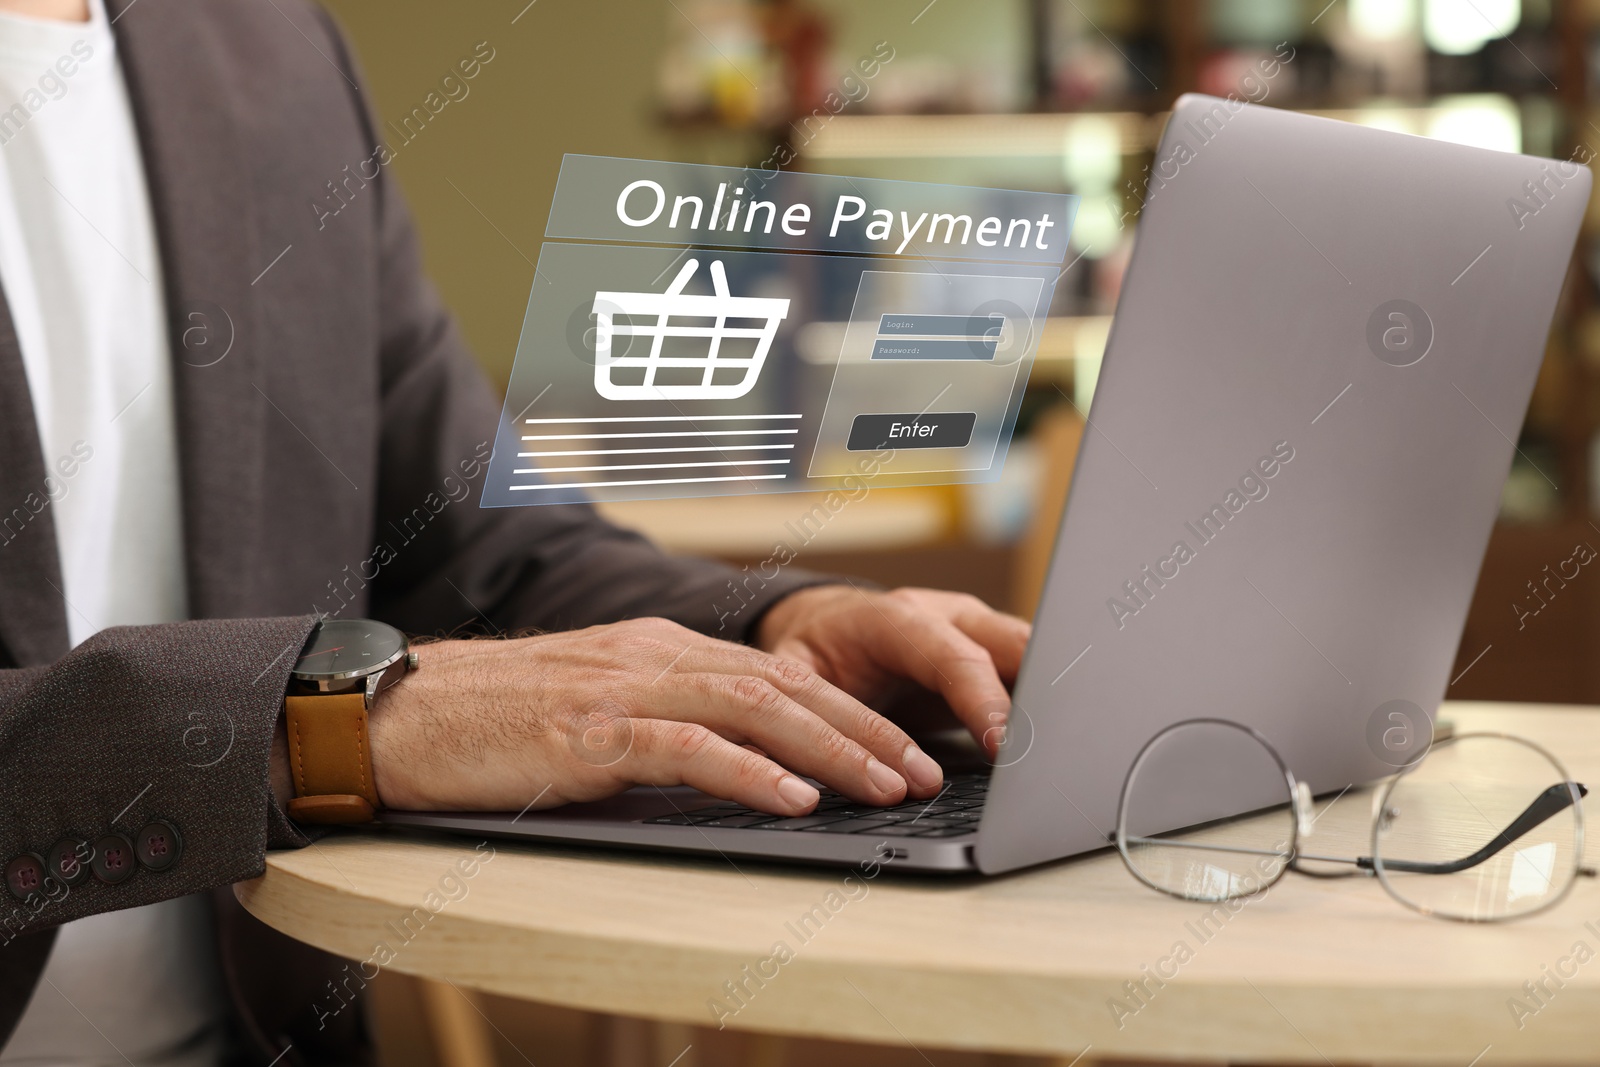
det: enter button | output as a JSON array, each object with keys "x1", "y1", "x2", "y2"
[{"x1": 847, "y1": 412, "x2": 977, "y2": 451}]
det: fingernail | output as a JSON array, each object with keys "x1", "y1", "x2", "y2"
[
  {"x1": 901, "y1": 745, "x2": 944, "y2": 791},
  {"x1": 778, "y1": 775, "x2": 819, "y2": 811},
  {"x1": 866, "y1": 757, "x2": 905, "y2": 796}
]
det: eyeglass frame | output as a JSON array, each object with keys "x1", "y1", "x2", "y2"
[{"x1": 1113, "y1": 717, "x2": 1594, "y2": 923}]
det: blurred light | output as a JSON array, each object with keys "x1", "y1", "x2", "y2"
[
  {"x1": 1349, "y1": 0, "x2": 1416, "y2": 40},
  {"x1": 1072, "y1": 316, "x2": 1110, "y2": 410},
  {"x1": 1062, "y1": 115, "x2": 1126, "y2": 265},
  {"x1": 1507, "y1": 842, "x2": 1557, "y2": 903},
  {"x1": 1424, "y1": 0, "x2": 1519, "y2": 55},
  {"x1": 1426, "y1": 95, "x2": 1521, "y2": 152},
  {"x1": 1061, "y1": 115, "x2": 1122, "y2": 190},
  {"x1": 1069, "y1": 191, "x2": 1122, "y2": 258},
  {"x1": 1353, "y1": 107, "x2": 1416, "y2": 137},
  {"x1": 1340, "y1": 96, "x2": 1521, "y2": 154},
  {"x1": 1209, "y1": 0, "x2": 1302, "y2": 44}
]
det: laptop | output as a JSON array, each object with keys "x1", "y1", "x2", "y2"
[{"x1": 386, "y1": 96, "x2": 1589, "y2": 875}]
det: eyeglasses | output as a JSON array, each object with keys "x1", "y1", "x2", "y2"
[{"x1": 1114, "y1": 718, "x2": 1595, "y2": 922}]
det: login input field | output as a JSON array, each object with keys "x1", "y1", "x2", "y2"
[{"x1": 806, "y1": 267, "x2": 1051, "y2": 481}]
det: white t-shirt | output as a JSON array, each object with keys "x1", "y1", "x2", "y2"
[{"x1": 0, "y1": 1, "x2": 223, "y2": 1065}]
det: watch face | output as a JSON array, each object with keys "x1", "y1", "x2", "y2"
[{"x1": 292, "y1": 619, "x2": 406, "y2": 681}]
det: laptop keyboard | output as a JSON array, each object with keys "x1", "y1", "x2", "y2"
[{"x1": 643, "y1": 771, "x2": 988, "y2": 838}]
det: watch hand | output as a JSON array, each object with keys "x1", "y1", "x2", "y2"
[{"x1": 300, "y1": 646, "x2": 345, "y2": 660}]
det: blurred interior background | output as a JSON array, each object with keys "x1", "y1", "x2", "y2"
[
  {"x1": 311, "y1": 3, "x2": 1600, "y2": 1064},
  {"x1": 324, "y1": 0, "x2": 1600, "y2": 708}
]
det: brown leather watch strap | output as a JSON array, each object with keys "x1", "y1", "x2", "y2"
[{"x1": 284, "y1": 692, "x2": 380, "y2": 825}]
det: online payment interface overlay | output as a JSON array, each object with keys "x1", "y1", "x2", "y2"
[{"x1": 483, "y1": 155, "x2": 1078, "y2": 507}]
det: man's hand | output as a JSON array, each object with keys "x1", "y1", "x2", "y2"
[
  {"x1": 365, "y1": 617, "x2": 948, "y2": 817},
  {"x1": 756, "y1": 585, "x2": 1030, "y2": 758}
]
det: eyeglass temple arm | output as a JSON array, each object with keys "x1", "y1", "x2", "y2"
[{"x1": 1354, "y1": 781, "x2": 1588, "y2": 875}]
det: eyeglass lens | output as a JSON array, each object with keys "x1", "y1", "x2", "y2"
[
  {"x1": 1373, "y1": 734, "x2": 1584, "y2": 921},
  {"x1": 1117, "y1": 720, "x2": 1296, "y2": 902}
]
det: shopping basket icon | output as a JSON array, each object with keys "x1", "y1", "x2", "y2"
[{"x1": 591, "y1": 258, "x2": 791, "y2": 401}]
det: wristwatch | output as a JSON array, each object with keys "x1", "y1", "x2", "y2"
[{"x1": 283, "y1": 618, "x2": 417, "y2": 825}]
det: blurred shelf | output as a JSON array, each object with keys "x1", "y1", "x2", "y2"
[
  {"x1": 801, "y1": 111, "x2": 1156, "y2": 159},
  {"x1": 595, "y1": 487, "x2": 953, "y2": 557},
  {"x1": 798, "y1": 96, "x2": 1532, "y2": 162}
]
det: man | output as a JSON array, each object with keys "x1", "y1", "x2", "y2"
[{"x1": 0, "y1": 0, "x2": 1027, "y2": 1063}]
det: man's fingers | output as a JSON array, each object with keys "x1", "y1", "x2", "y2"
[
  {"x1": 753, "y1": 658, "x2": 946, "y2": 797},
  {"x1": 621, "y1": 719, "x2": 820, "y2": 815},
  {"x1": 864, "y1": 596, "x2": 1014, "y2": 755},
  {"x1": 949, "y1": 604, "x2": 1031, "y2": 682},
  {"x1": 651, "y1": 673, "x2": 913, "y2": 805},
  {"x1": 660, "y1": 642, "x2": 945, "y2": 796}
]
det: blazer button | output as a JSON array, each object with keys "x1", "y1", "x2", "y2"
[
  {"x1": 46, "y1": 838, "x2": 91, "y2": 887},
  {"x1": 4, "y1": 853, "x2": 47, "y2": 901},
  {"x1": 90, "y1": 834, "x2": 137, "y2": 884},
  {"x1": 134, "y1": 821, "x2": 182, "y2": 872}
]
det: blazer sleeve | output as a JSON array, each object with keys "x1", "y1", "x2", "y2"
[
  {"x1": 0, "y1": 10, "x2": 833, "y2": 946},
  {"x1": 311, "y1": 13, "x2": 834, "y2": 643},
  {"x1": 0, "y1": 615, "x2": 315, "y2": 941}
]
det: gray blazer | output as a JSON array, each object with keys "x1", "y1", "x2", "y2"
[{"x1": 0, "y1": 1, "x2": 822, "y2": 1060}]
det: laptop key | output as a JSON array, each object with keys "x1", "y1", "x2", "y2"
[
  {"x1": 755, "y1": 815, "x2": 850, "y2": 831},
  {"x1": 805, "y1": 820, "x2": 891, "y2": 833},
  {"x1": 818, "y1": 816, "x2": 903, "y2": 831},
  {"x1": 700, "y1": 815, "x2": 781, "y2": 828},
  {"x1": 667, "y1": 810, "x2": 740, "y2": 823},
  {"x1": 914, "y1": 826, "x2": 976, "y2": 838},
  {"x1": 820, "y1": 809, "x2": 915, "y2": 822}
]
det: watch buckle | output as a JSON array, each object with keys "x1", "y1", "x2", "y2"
[{"x1": 287, "y1": 794, "x2": 377, "y2": 824}]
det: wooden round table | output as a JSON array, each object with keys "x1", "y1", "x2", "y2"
[{"x1": 239, "y1": 702, "x2": 1600, "y2": 1063}]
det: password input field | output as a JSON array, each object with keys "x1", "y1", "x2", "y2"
[{"x1": 871, "y1": 338, "x2": 997, "y2": 361}]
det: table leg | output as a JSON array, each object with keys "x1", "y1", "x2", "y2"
[{"x1": 417, "y1": 978, "x2": 499, "y2": 1067}]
